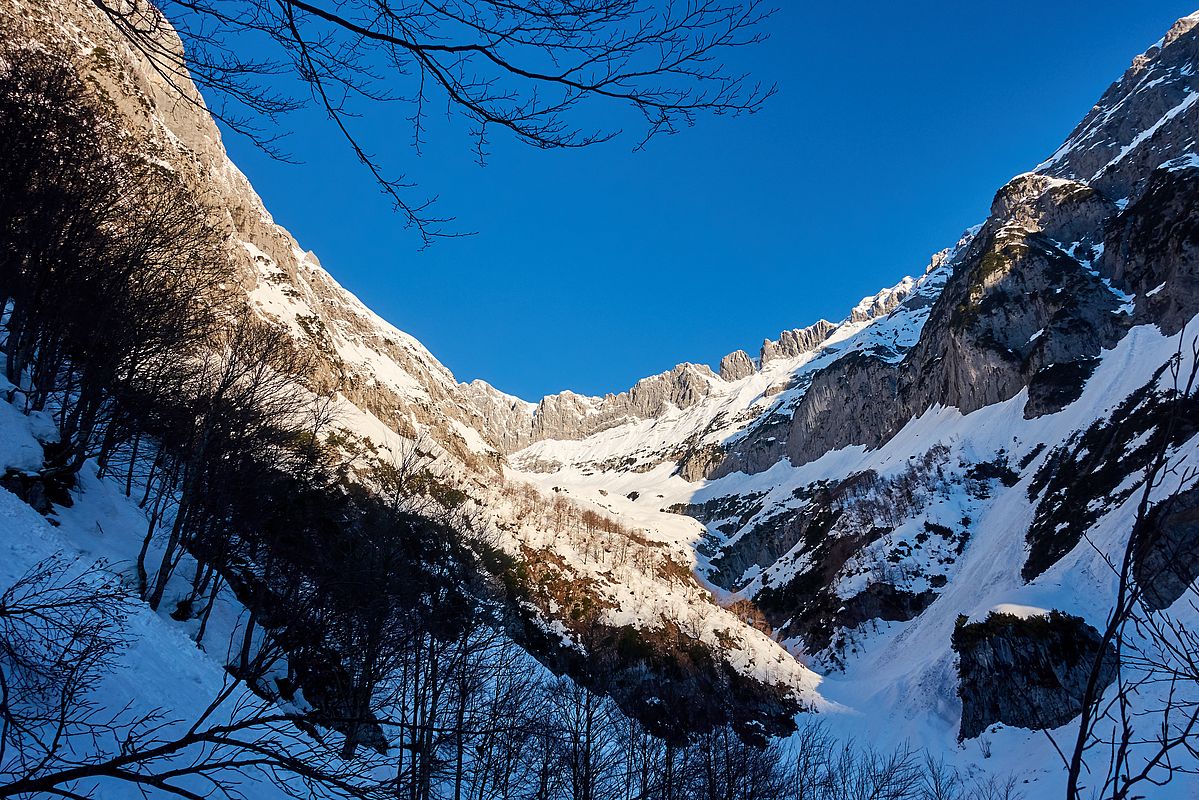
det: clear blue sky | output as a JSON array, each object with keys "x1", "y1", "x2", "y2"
[{"x1": 220, "y1": 2, "x2": 1197, "y2": 401}]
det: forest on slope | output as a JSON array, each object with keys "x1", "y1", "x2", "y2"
[{"x1": 0, "y1": 18, "x2": 1031, "y2": 800}]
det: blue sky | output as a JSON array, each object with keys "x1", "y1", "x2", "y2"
[{"x1": 221, "y1": 2, "x2": 1197, "y2": 401}]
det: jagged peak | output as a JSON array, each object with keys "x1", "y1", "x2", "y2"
[
  {"x1": 719, "y1": 350, "x2": 755, "y2": 381},
  {"x1": 846, "y1": 277, "x2": 916, "y2": 324},
  {"x1": 759, "y1": 319, "x2": 838, "y2": 367},
  {"x1": 632, "y1": 361, "x2": 719, "y2": 387},
  {"x1": 524, "y1": 362, "x2": 719, "y2": 409},
  {"x1": 1165, "y1": 10, "x2": 1199, "y2": 48},
  {"x1": 1126, "y1": 11, "x2": 1197, "y2": 76},
  {"x1": 717, "y1": 271, "x2": 932, "y2": 383},
  {"x1": 1038, "y1": 11, "x2": 1198, "y2": 192}
]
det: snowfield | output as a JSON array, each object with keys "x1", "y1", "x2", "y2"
[
  {"x1": 0, "y1": 376, "x2": 305, "y2": 799},
  {"x1": 509, "y1": 314, "x2": 1199, "y2": 798}
]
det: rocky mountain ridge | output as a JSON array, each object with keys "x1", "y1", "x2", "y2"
[
  {"x1": 503, "y1": 10, "x2": 1199, "y2": 485},
  {"x1": 460, "y1": 277, "x2": 918, "y2": 455}
]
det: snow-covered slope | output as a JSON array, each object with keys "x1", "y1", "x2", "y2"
[
  {"x1": 0, "y1": 375, "x2": 316, "y2": 799},
  {"x1": 487, "y1": 10, "x2": 1199, "y2": 792},
  {"x1": 0, "y1": 0, "x2": 827, "y2": 739}
]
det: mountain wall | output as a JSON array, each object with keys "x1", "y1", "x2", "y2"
[
  {"x1": 0, "y1": 0, "x2": 831, "y2": 742},
  {"x1": 496, "y1": 13, "x2": 1199, "y2": 789}
]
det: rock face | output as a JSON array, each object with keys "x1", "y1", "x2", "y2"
[
  {"x1": 1023, "y1": 380, "x2": 1199, "y2": 581},
  {"x1": 464, "y1": 362, "x2": 724, "y2": 452},
  {"x1": 719, "y1": 170, "x2": 1136, "y2": 472},
  {"x1": 467, "y1": 282, "x2": 922, "y2": 455},
  {"x1": 1, "y1": 0, "x2": 512, "y2": 478},
  {"x1": 701, "y1": 19, "x2": 1199, "y2": 475},
  {"x1": 1039, "y1": 12, "x2": 1199, "y2": 202},
  {"x1": 759, "y1": 320, "x2": 837, "y2": 366},
  {"x1": 953, "y1": 612, "x2": 1118, "y2": 740},
  {"x1": 1100, "y1": 159, "x2": 1199, "y2": 335},
  {"x1": 719, "y1": 350, "x2": 755, "y2": 381},
  {"x1": 1134, "y1": 486, "x2": 1199, "y2": 611}
]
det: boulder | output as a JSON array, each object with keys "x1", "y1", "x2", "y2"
[{"x1": 953, "y1": 611, "x2": 1117, "y2": 740}]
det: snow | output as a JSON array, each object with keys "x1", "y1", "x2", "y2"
[
  {"x1": 501, "y1": 282, "x2": 1199, "y2": 795},
  {"x1": 0, "y1": 379, "x2": 300, "y2": 799},
  {"x1": 1094, "y1": 88, "x2": 1198, "y2": 179},
  {"x1": 769, "y1": 323, "x2": 1199, "y2": 795},
  {"x1": 967, "y1": 604, "x2": 1050, "y2": 625},
  {"x1": 487, "y1": 465, "x2": 833, "y2": 707},
  {"x1": 1164, "y1": 152, "x2": 1199, "y2": 171},
  {"x1": 449, "y1": 417, "x2": 497, "y2": 455},
  {"x1": 10, "y1": 4, "x2": 1199, "y2": 790},
  {"x1": 0, "y1": 396, "x2": 55, "y2": 471}
]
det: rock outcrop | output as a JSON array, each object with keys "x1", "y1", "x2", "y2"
[
  {"x1": 464, "y1": 362, "x2": 723, "y2": 452},
  {"x1": 953, "y1": 612, "x2": 1117, "y2": 740},
  {"x1": 1134, "y1": 485, "x2": 1199, "y2": 611},
  {"x1": 719, "y1": 350, "x2": 755, "y2": 381},
  {"x1": 1099, "y1": 159, "x2": 1199, "y2": 335},
  {"x1": 759, "y1": 320, "x2": 837, "y2": 366},
  {"x1": 846, "y1": 277, "x2": 916, "y2": 324}
]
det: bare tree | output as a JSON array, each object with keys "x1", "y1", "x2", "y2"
[
  {"x1": 0, "y1": 556, "x2": 387, "y2": 800},
  {"x1": 0, "y1": 555, "x2": 131, "y2": 780},
  {"x1": 89, "y1": 0, "x2": 776, "y2": 245},
  {"x1": 1063, "y1": 334, "x2": 1199, "y2": 799},
  {"x1": 0, "y1": 44, "x2": 229, "y2": 484},
  {"x1": 780, "y1": 722, "x2": 1020, "y2": 800}
]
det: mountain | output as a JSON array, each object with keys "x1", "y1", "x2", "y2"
[
  {"x1": 3, "y1": 0, "x2": 1199, "y2": 794},
  {"x1": 2, "y1": 0, "x2": 829, "y2": 745},
  {"x1": 471, "y1": 9, "x2": 1199, "y2": 787}
]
